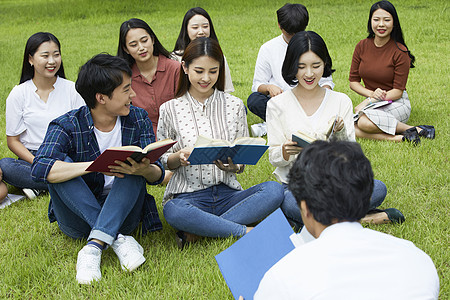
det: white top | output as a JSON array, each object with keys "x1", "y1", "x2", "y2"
[
  {"x1": 5, "y1": 77, "x2": 85, "y2": 150},
  {"x1": 172, "y1": 52, "x2": 235, "y2": 93},
  {"x1": 267, "y1": 88, "x2": 354, "y2": 183},
  {"x1": 251, "y1": 34, "x2": 334, "y2": 93},
  {"x1": 94, "y1": 117, "x2": 122, "y2": 193},
  {"x1": 255, "y1": 222, "x2": 440, "y2": 300},
  {"x1": 157, "y1": 89, "x2": 247, "y2": 204}
]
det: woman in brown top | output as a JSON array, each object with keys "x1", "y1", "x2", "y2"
[
  {"x1": 349, "y1": 1, "x2": 434, "y2": 145},
  {"x1": 117, "y1": 18, "x2": 180, "y2": 136}
]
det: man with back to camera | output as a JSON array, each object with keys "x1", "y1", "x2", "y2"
[
  {"x1": 31, "y1": 53, "x2": 164, "y2": 284},
  {"x1": 247, "y1": 3, "x2": 334, "y2": 136},
  {"x1": 254, "y1": 140, "x2": 439, "y2": 299}
]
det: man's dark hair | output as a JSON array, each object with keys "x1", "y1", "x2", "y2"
[
  {"x1": 288, "y1": 140, "x2": 374, "y2": 225},
  {"x1": 277, "y1": 3, "x2": 309, "y2": 35},
  {"x1": 75, "y1": 53, "x2": 132, "y2": 109}
]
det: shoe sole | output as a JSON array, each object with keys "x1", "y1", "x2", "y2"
[
  {"x1": 121, "y1": 255, "x2": 146, "y2": 272},
  {"x1": 76, "y1": 275, "x2": 101, "y2": 285},
  {"x1": 22, "y1": 189, "x2": 37, "y2": 200}
]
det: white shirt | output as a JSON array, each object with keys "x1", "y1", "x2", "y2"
[
  {"x1": 94, "y1": 117, "x2": 122, "y2": 194},
  {"x1": 5, "y1": 77, "x2": 85, "y2": 150},
  {"x1": 255, "y1": 222, "x2": 440, "y2": 300},
  {"x1": 157, "y1": 89, "x2": 247, "y2": 204},
  {"x1": 267, "y1": 88, "x2": 355, "y2": 183},
  {"x1": 251, "y1": 35, "x2": 334, "y2": 93}
]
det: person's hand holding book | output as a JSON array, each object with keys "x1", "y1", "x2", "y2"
[
  {"x1": 282, "y1": 140, "x2": 303, "y2": 161},
  {"x1": 214, "y1": 157, "x2": 244, "y2": 174}
]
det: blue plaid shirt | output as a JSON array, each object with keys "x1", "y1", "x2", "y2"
[{"x1": 32, "y1": 105, "x2": 163, "y2": 233}]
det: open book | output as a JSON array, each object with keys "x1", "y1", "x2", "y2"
[
  {"x1": 353, "y1": 100, "x2": 392, "y2": 122},
  {"x1": 292, "y1": 115, "x2": 338, "y2": 148},
  {"x1": 86, "y1": 138, "x2": 176, "y2": 172},
  {"x1": 187, "y1": 135, "x2": 268, "y2": 165},
  {"x1": 215, "y1": 209, "x2": 302, "y2": 299}
]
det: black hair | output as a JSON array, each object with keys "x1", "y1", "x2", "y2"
[
  {"x1": 367, "y1": 0, "x2": 415, "y2": 68},
  {"x1": 20, "y1": 32, "x2": 66, "y2": 84},
  {"x1": 277, "y1": 3, "x2": 309, "y2": 35},
  {"x1": 117, "y1": 18, "x2": 171, "y2": 67},
  {"x1": 75, "y1": 53, "x2": 132, "y2": 109},
  {"x1": 282, "y1": 31, "x2": 335, "y2": 86},
  {"x1": 288, "y1": 140, "x2": 373, "y2": 225},
  {"x1": 173, "y1": 7, "x2": 219, "y2": 55},
  {"x1": 175, "y1": 37, "x2": 225, "y2": 98}
]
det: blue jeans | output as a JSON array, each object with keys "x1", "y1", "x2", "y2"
[
  {"x1": 48, "y1": 174, "x2": 146, "y2": 245},
  {"x1": 163, "y1": 182, "x2": 284, "y2": 238},
  {"x1": 281, "y1": 179, "x2": 387, "y2": 229},
  {"x1": 0, "y1": 156, "x2": 48, "y2": 191}
]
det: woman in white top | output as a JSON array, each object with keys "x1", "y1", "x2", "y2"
[
  {"x1": 0, "y1": 32, "x2": 84, "y2": 201},
  {"x1": 158, "y1": 37, "x2": 283, "y2": 248},
  {"x1": 267, "y1": 31, "x2": 400, "y2": 229},
  {"x1": 172, "y1": 7, "x2": 234, "y2": 93}
]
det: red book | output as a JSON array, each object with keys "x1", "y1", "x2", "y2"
[{"x1": 86, "y1": 139, "x2": 176, "y2": 173}]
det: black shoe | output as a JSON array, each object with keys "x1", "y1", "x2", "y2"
[
  {"x1": 401, "y1": 127, "x2": 420, "y2": 146},
  {"x1": 418, "y1": 125, "x2": 435, "y2": 139},
  {"x1": 175, "y1": 231, "x2": 189, "y2": 250},
  {"x1": 367, "y1": 208, "x2": 405, "y2": 224}
]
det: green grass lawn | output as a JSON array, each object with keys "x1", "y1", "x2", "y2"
[{"x1": 0, "y1": 0, "x2": 448, "y2": 298}]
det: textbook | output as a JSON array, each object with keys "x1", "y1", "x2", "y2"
[
  {"x1": 86, "y1": 139, "x2": 176, "y2": 173},
  {"x1": 215, "y1": 209, "x2": 302, "y2": 300},
  {"x1": 187, "y1": 135, "x2": 268, "y2": 165},
  {"x1": 353, "y1": 100, "x2": 392, "y2": 122},
  {"x1": 292, "y1": 115, "x2": 338, "y2": 148}
]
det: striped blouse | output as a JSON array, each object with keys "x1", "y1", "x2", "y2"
[{"x1": 157, "y1": 89, "x2": 248, "y2": 204}]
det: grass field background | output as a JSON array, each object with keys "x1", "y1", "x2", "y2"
[{"x1": 0, "y1": 0, "x2": 448, "y2": 298}]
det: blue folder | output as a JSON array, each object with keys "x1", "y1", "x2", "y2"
[{"x1": 215, "y1": 208, "x2": 296, "y2": 299}]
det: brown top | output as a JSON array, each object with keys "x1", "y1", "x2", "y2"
[
  {"x1": 349, "y1": 38, "x2": 410, "y2": 91},
  {"x1": 131, "y1": 55, "x2": 180, "y2": 135}
]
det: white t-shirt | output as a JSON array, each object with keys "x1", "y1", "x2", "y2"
[
  {"x1": 255, "y1": 222, "x2": 440, "y2": 300},
  {"x1": 94, "y1": 117, "x2": 122, "y2": 194},
  {"x1": 5, "y1": 77, "x2": 85, "y2": 150},
  {"x1": 251, "y1": 34, "x2": 334, "y2": 93}
]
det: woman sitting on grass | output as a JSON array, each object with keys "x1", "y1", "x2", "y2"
[
  {"x1": 117, "y1": 18, "x2": 180, "y2": 136},
  {"x1": 158, "y1": 37, "x2": 284, "y2": 249},
  {"x1": 349, "y1": 0, "x2": 435, "y2": 145},
  {"x1": 0, "y1": 32, "x2": 84, "y2": 201},
  {"x1": 172, "y1": 7, "x2": 234, "y2": 93},
  {"x1": 267, "y1": 31, "x2": 403, "y2": 230}
]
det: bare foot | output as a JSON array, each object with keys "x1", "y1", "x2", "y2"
[
  {"x1": 361, "y1": 212, "x2": 390, "y2": 224},
  {"x1": 245, "y1": 226, "x2": 254, "y2": 234}
]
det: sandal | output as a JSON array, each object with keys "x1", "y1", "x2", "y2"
[
  {"x1": 367, "y1": 208, "x2": 405, "y2": 224},
  {"x1": 418, "y1": 125, "x2": 435, "y2": 139},
  {"x1": 401, "y1": 127, "x2": 420, "y2": 146},
  {"x1": 175, "y1": 231, "x2": 200, "y2": 250}
]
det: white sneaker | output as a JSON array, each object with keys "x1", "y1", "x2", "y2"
[
  {"x1": 111, "y1": 235, "x2": 145, "y2": 271},
  {"x1": 76, "y1": 245, "x2": 102, "y2": 284},
  {"x1": 250, "y1": 122, "x2": 267, "y2": 137},
  {"x1": 22, "y1": 188, "x2": 40, "y2": 200}
]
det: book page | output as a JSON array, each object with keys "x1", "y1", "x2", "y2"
[
  {"x1": 293, "y1": 131, "x2": 315, "y2": 143},
  {"x1": 143, "y1": 138, "x2": 176, "y2": 152},
  {"x1": 232, "y1": 136, "x2": 266, "y2": 146},
  {"x1": 194, "y1": 135, "x2": 232, "y2": 147},
  {"x1": 108, "y1": 145, "x2": 143, "y2": 152}
]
